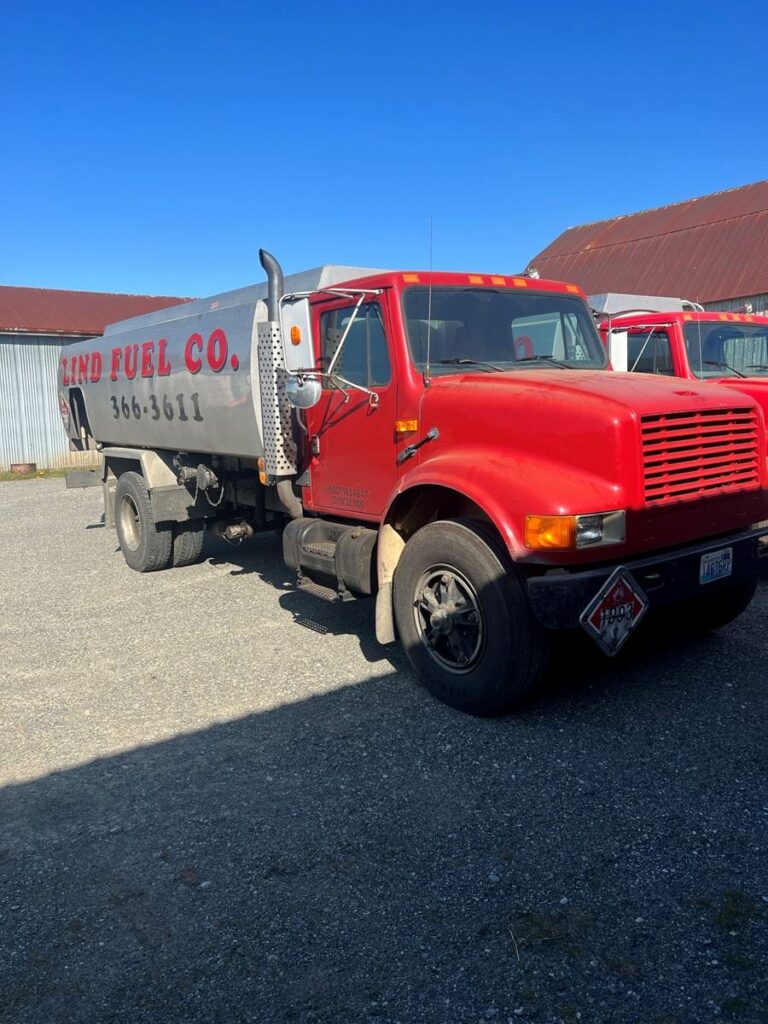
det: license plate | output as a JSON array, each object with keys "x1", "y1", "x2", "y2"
[
  {"x1": 699, "y1": 547, "x2": 733, "y2": 585},
  {"x1": 579, "y1": 568, "x2": 649, "y2": 657}
]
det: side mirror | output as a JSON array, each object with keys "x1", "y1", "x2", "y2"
[
  {"x1": 608, "y1": 330, "x2": 628, "y2": 372},
  {"x1": 285, "y1": 375, "x2": 322, "y2": 409}
]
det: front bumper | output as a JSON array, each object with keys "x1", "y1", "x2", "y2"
[{"x1": 526, "y1": 527, "x2": 768, "y2": 630}]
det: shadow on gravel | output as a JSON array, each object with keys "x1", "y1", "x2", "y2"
[
  {"x1": 207, "y1": 532, "x2": 401, "y2": 667},
  {"x1": 3, "y1": 592, "x2": 768, "y2": 1024}
]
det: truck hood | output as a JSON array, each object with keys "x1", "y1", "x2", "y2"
[
  {"x1": 422, "y1": 367, "x2": 757, "y2": 423},
  {"x1": 716, "y1": 377, "x2": 768, "y2": 420},
  {"x1": 415, "y1": 369, "x2": 764, "y2": 560}
]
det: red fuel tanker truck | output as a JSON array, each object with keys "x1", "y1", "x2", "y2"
[{"x1": 59, "y1": 252, "x2": 768, "y2": 714}]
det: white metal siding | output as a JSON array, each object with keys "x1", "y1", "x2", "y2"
[
  {"x1": 0, "y1": 334, "x2": 97, "y2": 470},
  {"x1": 703, "y1": 294, "x2": 768, "y2": 314}
]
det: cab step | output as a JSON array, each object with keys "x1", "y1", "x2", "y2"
[{"x1": 297, "y1": 576, "x2": 344, "y2": 603}]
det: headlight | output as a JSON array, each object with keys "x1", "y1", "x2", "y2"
[
  {"x1": 524, "y1": 511, "x2": 626, "y2": 550},
  {"x1": 575, "y1": 515, "x2": 605, "y2": 546}
]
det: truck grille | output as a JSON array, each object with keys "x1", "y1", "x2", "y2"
[{"x1": 641, "y1": 408, "x2": 760, "y2": 507}]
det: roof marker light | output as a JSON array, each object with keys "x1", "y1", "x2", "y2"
[
  {"x1": 468, "y1": 275, "x2": 484, "y2": 284},
  {"x1": 403, "y1": 273, "x2": 420, "y2": 283}
]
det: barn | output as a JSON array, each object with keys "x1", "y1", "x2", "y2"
[
  {"x1": 528, "y1": 180, "x2": 768, "y2": 314},
  {"x1": 0, "y1": 286, "x2": 190, "y2": 471}
]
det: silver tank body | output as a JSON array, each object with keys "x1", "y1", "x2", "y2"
[{"x1": 58, "y1": 265, "x2": 383, "y2": 458}]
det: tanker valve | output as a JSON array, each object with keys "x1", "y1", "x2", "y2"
[
  {"x1": 176, "y1": 466, "x2": 197, "y2": 486},
  {"x1": 223, "y1": 522, "x2": 254, "y2": 544},
  {"x1": 196, "y1": 464, "x2": 220, "y2": 491}
]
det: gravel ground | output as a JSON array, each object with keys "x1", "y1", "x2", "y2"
[{"x1": 1, "y1": 478, "x2": 767, "y2": 1024}]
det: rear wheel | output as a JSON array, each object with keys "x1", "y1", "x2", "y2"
[
  {"x1": 393, "y1": 519, "x2": 548, "y2": 715},
  {"x1": 682, "y1": 579, "x2": 757, "y2": 633},
  {"x1": 114, "y1": 471, "x2": 173, "y2": 572},
  {"x1": 172, "y1": 522, "x2": 206, "y2": 567}
]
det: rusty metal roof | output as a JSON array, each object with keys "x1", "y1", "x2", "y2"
[
  {"x1": 529, "y1": 180, "x2": 768, "y2": 304},
  {"x1": 0, "y1": 285, "x2": 193, "y2": 338}
]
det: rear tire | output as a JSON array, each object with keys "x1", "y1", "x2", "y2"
[
  {"x1": 172, "y1": 522, "x2": 206, "y2": 567},
  {"x1": 682, "y1": 579, "x2": 757, "y2": 633},
  {"x1": 114, "y1": 471, "x2": 173, "y2": 572},
  {"x1": 393, "y1": 519, "x2": 548, "y2": 715}
]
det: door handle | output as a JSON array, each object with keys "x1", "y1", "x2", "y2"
[{"x1": 396, "y1": 427, "x2": 439, "y2": 465}]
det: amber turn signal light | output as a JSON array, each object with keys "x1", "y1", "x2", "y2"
[{"x1": 524, "y1": 515, "x2": 576, "y2": 550}]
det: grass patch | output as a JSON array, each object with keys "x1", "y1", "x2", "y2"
[{"x1": 0, "y1": 468, "x2": 68, "y2": 482}]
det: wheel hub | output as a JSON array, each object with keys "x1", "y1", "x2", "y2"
[
  {"x1": 413, "y1": 565, "x2": 484, "y2": 673},
  {"x1": 429, "y1": 607, "x2": 451, "y2": 632},
  {"x1": 119, "y1": 495, "x2": 142, "y2": 551}
]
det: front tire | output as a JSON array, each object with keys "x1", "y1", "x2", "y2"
[
  {"x1": 393, "y1": 519, "x2": 548, "y2": 715},
  {"x1": 114, "y1": 471, "x2": 173, "y2": 572}
]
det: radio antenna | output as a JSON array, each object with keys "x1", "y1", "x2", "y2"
[{"x1": 423, "y1": 214, "x2": 434, "y2": 387}]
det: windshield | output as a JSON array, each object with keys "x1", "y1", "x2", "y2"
[
  {"x1": 402, "y1": 287, "x2": 607, "y2": 373},
  {"x1": 684, "y1": 321, "x2": 768, "y2": 378}
]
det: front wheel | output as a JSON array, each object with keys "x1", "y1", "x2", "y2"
[{"x1": 393, "y1": 519, "x2": 548, "y2": 715}]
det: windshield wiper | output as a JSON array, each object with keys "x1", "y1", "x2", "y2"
[
  {"x1": 514, "y1": 354, "x2": 569, "y2": 368},
  {"x1": 703, "y1": 359, "x2": 746, "y2": 378},
  {"x1": 434, "y1": 357, "x2": 503, "y2": 372},
  {"x1": 747, "y1": 364, "x2": 768, "y2": 371}
]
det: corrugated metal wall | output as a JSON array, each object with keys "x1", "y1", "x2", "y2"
[
  {"x1": 0, "y1": 333, "x2": 97, "y2": 470},
  {"x1": 703, "y1": 293, "x2": 768, "y2": 314}
]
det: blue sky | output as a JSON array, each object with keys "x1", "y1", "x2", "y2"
[{"x1": 2, "y1": 0, "x2": 766, "y2": 297}]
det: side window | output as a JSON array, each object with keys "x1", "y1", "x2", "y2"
[
  {"x1": 320, "y1": 303, "x2": 391, "y2": 388},
  {"x1": 627, "y1": 331, "x2": 674, "y2": 375},
  {"x1": 511, "y1": 311, "x2": 592, "y2": 361}
]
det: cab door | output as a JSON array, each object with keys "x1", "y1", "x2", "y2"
[
  {"x1": 302, "y1": 294, "x2": 398, "y2": 520},
  {"x1": 625, "y1": 328, "x2": 678, "y2": 376}
]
